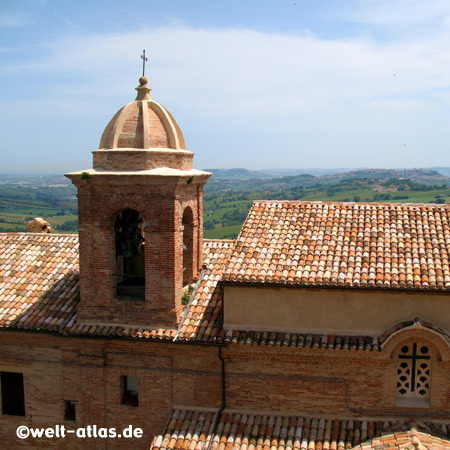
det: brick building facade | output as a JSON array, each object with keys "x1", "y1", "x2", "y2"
[{"x1": 0, "y1": 76, "x2": 449, "y2": 449}]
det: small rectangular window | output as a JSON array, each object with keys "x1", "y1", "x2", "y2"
[
  {"x1": 64, "y1": 400, "x2": 76, "y2": 421},
  {"x1": 1, "y1": 372, "x2": 25, "y2": 416},
  {"x1": 121, "y1": 375, "x2": 138, "y2": 407}
]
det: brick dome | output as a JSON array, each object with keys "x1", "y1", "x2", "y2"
[
  {"x1": 93, "y1": 77, "x2": 194, "y2": 171},
  {"x1": 99, "y1": 76, "x2": 185, "y2": 151}
]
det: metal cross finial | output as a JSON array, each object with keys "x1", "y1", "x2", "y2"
[{"x1": 141, "y1": 50, "x2": 148, "y2": 77}]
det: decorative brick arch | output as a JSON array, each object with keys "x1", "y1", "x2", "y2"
[
  {"x1": 182, "y1": 206, "x2": 194, "y2": 225},
  {"x1": 377, "y1": 318, "x2": 450, "y2": 408},
  {"x1": 98, "y1": 197, "x2": 154, "y2": 229},
  {"x1": 178, "y1": 199, "x2": 199, "y2": 225},
  {"x1": 380, "y1": 318, "x2": 450, "y2": 361}
]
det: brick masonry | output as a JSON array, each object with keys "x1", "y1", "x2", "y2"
[
  {"x1": 67, "y1": 173, "x2": 209, "y2": 328},
  {"x1": 0, "y1": 326, "x2": 449, "y2": 449},
  {"x1": 92, "y1": 150, "x2": 194, "y2": 171}
]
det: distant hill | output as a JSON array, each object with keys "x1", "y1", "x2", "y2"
[
  {"x1": 204, "y1": 167, "x2": 366, "y2": 179},
  {"x1": 203, "y1": 168, "x2": 270, "y2": 180},
  {"x1": 204, "y1": 167, "x2": 449, "y2": 185},
  {"x1": 430, "y1": 167, "x2": 450, "y2": 177},
  {"x1": 320, "y1": 168, "x2": 448, "y2": 185},
  {"x1": 260, "y1": 168, "x2": 365, "y2": 177},
  {"x1": 204, "y1": 168, "x2": 450, "y2": 193},
  {"x1": 1, "y1": 170, "x2": 450, "y2": 236}
]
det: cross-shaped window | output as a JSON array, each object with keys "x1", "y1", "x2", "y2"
[{"x1": 396, "y1": 342, "x2": 431, "y2": 406}]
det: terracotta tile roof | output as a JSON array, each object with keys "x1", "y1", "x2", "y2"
[
  {"x1": 151, "y1": 409, "x2": 450, "y2": 450},
  {"x1": 151, "y1": 409, "x2": 217, "y2": 450},
  {"x1": 1, "y1": 232, "x2": 447, "y2": 349},
  {"x1": 0, "y1": 233, "x2": 79, "y2": 332},
  {"x1": 172, "y1": 239, "x2": 382, "y2": 349},
  {"x1": 222, "y1": 201, "x2": 450, "y2": 290},
  {"x1": 0, "y1": 234, "x2": 235, "y2": 341},
  {"x1": 352, "y1": 429, "x2": 450, "y2": 450},
  {"x1": 216, "y1": 318, "x2": 448, "y2": 351},
  {"x1": 175, "y1": 239, "x2": 234, "y2": 342},
  {"x1": 214, "y1": 330, "x2": 380, "y2": 350}
]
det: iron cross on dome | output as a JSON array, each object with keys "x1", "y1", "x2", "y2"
[{"x1": 141, "y1": 50, "x2": 148, "y2": 77}]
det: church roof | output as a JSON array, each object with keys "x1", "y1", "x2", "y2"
[
  {"x1": 0, "y1": 233, "x2": 233, "y2": 340},
  {"x1": 1, "y1": 231, "x2": 449, "y2": 349},
  {"x1": 2, "y1": 201, "x2": 450, "y2": 345},
  {"x1": 150, "y1": 408, "x2": 450, "y2": 450},
  {"x1": 222, "y1": 201, "x2": 450, "y2": 290},
  {"x1": 0, "y1": 233, "x2": 375, "y2": 346}
]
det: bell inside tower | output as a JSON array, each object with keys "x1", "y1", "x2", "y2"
[{"x1": 114, "y1": 208, "x2": 145, "y2": 298}]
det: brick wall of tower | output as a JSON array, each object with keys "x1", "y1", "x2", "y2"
[
  {"x1": 68, "y1": 174, "x2": 208, "y2": 328},
  {"x1": 93, "y1": 150, "x2": 194, "y2": 171}
]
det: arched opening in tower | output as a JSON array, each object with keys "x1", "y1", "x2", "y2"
[
  {"x1": 182, "y1": 206, "x2": 194, "y2": 287},
  {"x1": 114, "y1": 208, "x2": 145, "y2": 298}
]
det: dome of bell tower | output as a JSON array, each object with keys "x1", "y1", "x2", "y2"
[
  {"x1": 93, "y1": 76, "x2": 193, "y2": 171},
  {"x1": 99, "y1": 76, "x2": 186, "y2": 151}
]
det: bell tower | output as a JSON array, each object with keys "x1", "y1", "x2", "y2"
[{"x1": 66, "y1": 75, "x2": 211, "y2": 328}]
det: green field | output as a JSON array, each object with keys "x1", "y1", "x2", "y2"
[
  {"x1": 204, "y1": 224, "x2": 243, "y2": 239},
  {"x1": 202, "y1": 178, "x2": 450, "y2": 239},
  {"x1": 1, "y1": 173, "x2": 450, "y2": 239},
  {"x1": 0, "y1": 177, "x2": 78, "y2": 233}
]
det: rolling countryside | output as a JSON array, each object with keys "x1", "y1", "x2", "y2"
[{"x1": 1, "y1": 168, "x2": 450, "y2": 239}]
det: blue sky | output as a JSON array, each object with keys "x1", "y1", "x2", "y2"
[{"x1": 2, "y1": 0, "x2": 450, "y2": 173}]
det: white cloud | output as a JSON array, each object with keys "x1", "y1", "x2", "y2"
[
  {"x1": 3, "y1": 9, "x2": 450, "y2": 170},
  {"x1": 12, "y1": 25, "x2": 450, "y2": 114},
  {"x1": 342, "y1": 0, "x2": 450, "y2": 31}
]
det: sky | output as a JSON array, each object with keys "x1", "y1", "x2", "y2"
[{"x1": 2, "y1": 0, "x2": 450, "y2": 174}]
